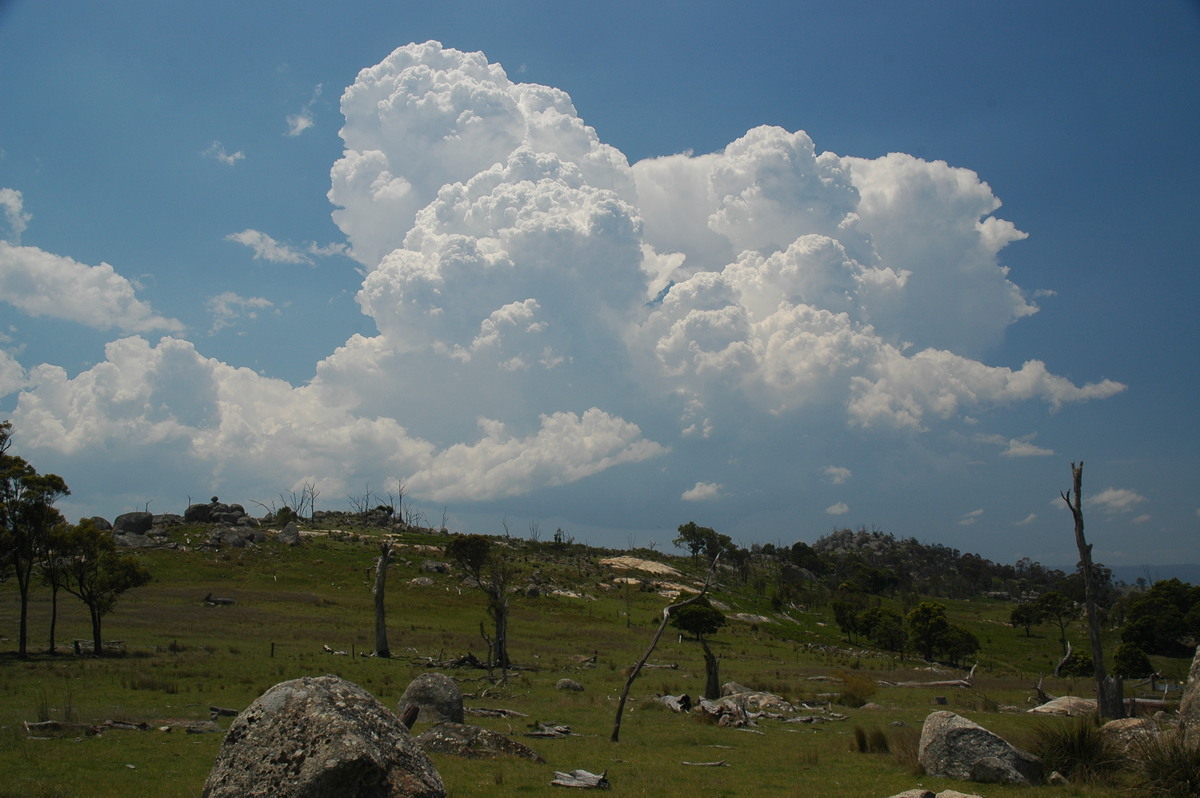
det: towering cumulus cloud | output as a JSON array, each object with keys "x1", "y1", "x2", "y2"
[{"x1": 8, "y1": 41, "x2": 1123, "y2": 519}]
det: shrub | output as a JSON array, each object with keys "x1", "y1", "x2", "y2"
[
  {"x1": 1130, "y1": 730, "x2": 1200, "y2": 797},
  {"x1": 1113, "y1": 641, "x2": 1154, "y2": 678},
  {"x1": 1030, "y1": 717, "x2": 1118, "y2": 783},
  {"x1": 836, "y1": 670, "x2": 877, "y2": 708}
]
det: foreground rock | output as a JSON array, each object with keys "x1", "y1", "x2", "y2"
[
  {"x1": 1180, "y1": 644, "x2": 1200, "y2": 739},
  {"x1": 203, "y1": 675, "x2": 444, "y2": 797},
  {"x1": 918, "y1": 710, "x2": 1042, "y2": 786},
  {"x1": 415, "y1": 722, "x2": 545, "y2": 762},
  {"x1": 399, "y1": 673, "x2": 464, "y2": 725}
]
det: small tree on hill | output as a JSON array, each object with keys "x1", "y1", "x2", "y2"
[
  {"x1": 1010, "y1": 603, "x2": 1042, "y2": 637},
  {"x1": 907, "y1": 601, "x2": 951, "y2": 662},
  {"x1": 58, "y1": 520, "x2": 151, "y2": 656},
  {"x1": 1036, "y1": 591, "x2": 1077, "y2": 654},
  {"x1": 445, "y1": 533, "x2": 514, "y2": 681},
  {"x1": 670, "y1": 596, "x2": 726, "y2": 699}
]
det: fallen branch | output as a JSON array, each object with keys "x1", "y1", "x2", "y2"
[
  {"x1": 681, "y1": 760, "x2": 727, "y2": 767},
  {"x1": 878, "y1": 662, "x2": 977, "y2": 689},
  {"x1": 551, "y1": 769, "x2": 609, "y2": 789}
]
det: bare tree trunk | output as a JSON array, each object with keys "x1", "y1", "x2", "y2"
[
  {"x1": 700, "y1": 635, "x2": 720, "y2": 700},
  {"x1": 490, "y1": 589, "x2": 510, "y2": 683},
  {"x1": 1061, "y1": 461, "x2": 1124, "y2": 719},
  {"x1": 373, "y1": 542, "x2": 392, "y2": 658}
]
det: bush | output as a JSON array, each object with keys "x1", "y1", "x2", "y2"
[
  {"x1": 1030, "y1": 718, "x2": 1118, "y2": 783},
  {"x1": 1130, "y1": 730, "x2": 1200, "y2": 797},
  {"x1": 1113, "y1": 641, "x2": 1154, "y2": 678},
  {"x1": 836, "y1": 670, "x2": 877, "y2": 708},
  {"x1": 1058, "y1": 651, "x2": 1094, "y2": 677}
]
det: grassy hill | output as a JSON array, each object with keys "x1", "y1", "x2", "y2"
[{"x1": 0, "y1": 520, "x2": 1191, "y2": 796}]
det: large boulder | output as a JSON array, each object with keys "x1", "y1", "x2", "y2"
[
  {"x1": 399, "y1": 673, "x2": 463, "y2": 725},
  {"x1": 113, "y1": 511, "x2": 154, "y2": 536},
  {"x1": 415, "y1": 722, "x2": 545, "y2": 762},
  {"x1": 918, "y1": 710, "x2": 1043, "y2": 786},
  {"x1": 277, "y1": 522, "x2": 302, "y2": 546},
  {"x1": 1179, "y1": 644, "x2": 1200, "y2": 738},
  {"x1": 202, "y1": 675, "x2": 443, "y2": 798},
  {"x1": 1101, "y1": 716, "x2": 1160, "y2": 755},
  {"x1": 185, "y1": 502, "x2": 215, "y2": 523}
]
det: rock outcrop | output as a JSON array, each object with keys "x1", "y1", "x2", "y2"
[
  {"x1": 203, "y1": 675, "x2": 443, "y2": 797},
  {"x1": 918, "y1": 710, "x2": 1042, "y2": 786},
  {"x1": 415, "y1": 722, "x2": 544, "y2": 762},
  {"x1": 398, "y1": 673, "x2": 464, "y2": 725},
  {"x1": 1179, "y1": 644, "x2": 1200, "y2": 739}
]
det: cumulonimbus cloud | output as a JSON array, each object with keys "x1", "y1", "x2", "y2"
[{"x1": 6, "y1": 41, "x2": 1127, "y2": 518}]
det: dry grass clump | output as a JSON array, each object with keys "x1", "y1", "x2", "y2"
[
  {"x1": 1029, "y1": 717, "x2": 1120, "y2": 783},
  {"x1": 1129, "y1": 730, "x2": 1200, "y2": 797}
]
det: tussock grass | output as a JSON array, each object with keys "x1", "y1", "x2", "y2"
[
  {"x1": 1129, "y1": 730, "x2": 1200, "y2": 797},
  {"x1": 1029, "y1": 717, "x2": 1120, "y2": 783}
]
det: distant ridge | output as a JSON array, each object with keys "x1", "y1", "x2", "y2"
[{"x1": 1108, "y1": 563, "x2": 1200, "y2": 586}]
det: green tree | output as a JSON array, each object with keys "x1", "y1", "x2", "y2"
[
  {"x1": 1112, "y1": 642, "x2": 1154, "y2": 678},
  {"x1": 1035, "y1": 591, "x2": 1077, "y2": 654},
  {"x1": 941, "y1": 625, "x2": 981, "y2": 667},
  {"x1": 58, "y1": 520, "x2": 151, "y2": 656},
  {"x1": 1010, "y1": 603, "x2": 1042, "y2": 637},
  {"x1": 860, "y1": 606, "x2": 907, "y2": 653},
  {"x1": 669, "y1": 596, "x2": 726, "y2": 699},
  {"x1": 445, "y1": 533, "x2": 515, "y2": 679},
  {"x1": 907, "y1": 601, "x2": 951, "y2": 662},
  {"x1": 673, "y1": 522, "x2": 732, "y2": 561},
  {"x1": 0, "y1": 420, "x2": 70, "y2": 658}
]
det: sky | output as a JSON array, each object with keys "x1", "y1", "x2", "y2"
[{"x1": 1, "y1": 1, "x2": 1197, "y2": 568}]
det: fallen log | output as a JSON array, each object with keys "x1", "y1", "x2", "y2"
[
  {"x1": 23, "y1": 720, "x2": 99, "y2": 738},
  {"x1": 465, "y1": 706, "x2": 529, "y2": 718},
  {"x1": 681, "y1": 760, "x2": 727, "y2": 767},
  {"x1": 526, "y1": 721, "x2": 573, "y2": 738},
  {"x1": 551, "y1": 769, "x2": 609, "y2": 789},
  {"x1": 208, "y1": 705, "x2": 239, "y2": 717},
  {"x1": 878, "y1": 662, "x2": 977, "y2": 689},
  {"x1": 659, "y1": 694, "x2": 692, "y2": 713}
]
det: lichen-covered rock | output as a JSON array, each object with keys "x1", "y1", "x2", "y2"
[
  {"x1": 415, "y1": 722, "x2": 545, "y2": 762},
  {"x1": 556, "y1": 678, "x2": 584, "y2": 692},
  {"x1": 1101, "y1": 716, "x2": 1159, "y2": 755},
  {"x1": 202, "y1": 675, "x2": 444, "y2": 798},
  {"x1": 918, "y1": 710, "x2": 1042, "y2": 786},
  {"x1": 399, "y1": 673, "x2": 463, "y2": 725},
  {"x1": 1179, "y1": 644, "x2": 1200, "y2": 739}
]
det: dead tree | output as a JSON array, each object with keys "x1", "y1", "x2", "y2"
[
  {"x1": 1061, "y1": 461, "x2": 1124, "y2": 719},
  {"x1": 610, "y1": 555, "x2": 720, "y2": 742},
  {"x1": 373, "y1": 542, "x2": 392, "y2": 658}
]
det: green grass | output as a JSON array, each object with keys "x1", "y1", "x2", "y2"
[{"x1": 0, "y1": 524, "x2": 1179, "y2": 795}]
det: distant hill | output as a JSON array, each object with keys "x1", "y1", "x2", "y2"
[{"x1": 1108, "y1": 563, "x2": 1200, "y2": 586}]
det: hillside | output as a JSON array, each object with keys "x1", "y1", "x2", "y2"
[{"x1": 0, "y1": 516, "x2": 1194, "y2": 796}]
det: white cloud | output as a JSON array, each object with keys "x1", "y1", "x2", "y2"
[
  {"x1": 407, "y1": 409, "x2": 666, "y2": 502},
  {"x1": 203, "y1": 140, "x2": 244, "y2": 166},
  {"x1": 0, "y1": 242, "x2": 182, "y2": 333},
  {"x1": 959, "y1": 508, "x2": 984, "y2": 526},
  {"x1": 826, "y1": 501, "x2": 849, "y2": 515},
  {"x1": 207, "y1": 292, "x2": 275, "y2": 333},
  {"x1": 0, "y1": 188, "x2": 32, "y2": 243},
  {"x1": 1015, "y1": 513, "x2": 1037, "y2": 526},
  {"x1": 1091, "y1": 487, "x2": 1147, "y2": 514},
  {"x1": 4, "y1": 41, "x2": 1130, "y2": 523},
  {"x1": 978, "y1": 432, "x2": 1054, "y2": 457},
  {"x1": 1132, "y1": 514, "x2": 1151, "y2": 524},
  {"x1": 682, "y1": 481, "x2": 723, "y2": 501},
  {"x1": 0, "y1": 347, "x2": 27, "y2": 397},
  {"x1": 286, "y1": 84, "x2": 323, "y2": 137},
  {"x1": 226, "y1": 229, "x2": 313, "y2": 264},
  {"x1": 823, "y1": 465, "x2": 852, "y2": 485}
]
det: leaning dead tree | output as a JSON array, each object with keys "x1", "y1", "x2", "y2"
[
  {"x1": 610, "y1": 554, "x2": 720, "y2": 743},
  {"x1": 373, "y1": 542, "x2": 392, "y2": 658},
  {"x1": 1061, "y1": 461, "x2": 1124, "y2": 719}
]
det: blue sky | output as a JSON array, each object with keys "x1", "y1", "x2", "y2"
[{"x1": 1, "y1": 1, "x2": 1197, "y2": 568}]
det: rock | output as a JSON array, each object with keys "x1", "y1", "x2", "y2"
[
  {"x1": 184, "y1": 503, "x2": 214, "y2": 523},
  {"x1": 113, "y1": 511, "x2": 154, "y2": 536},
  {"x1": 399, "y1": 673, "x2": 463, "y2": 725},
  {"x1": 420, "y1": 561, "x2": 449, "y2": 574},
  {"x1": 86, "y1": 516, "x2": 113, "y2": 531},
  {"x1": 409, "y1": 577, "x2": 435, "y2": 587},
  {"x1": 277, "y1": 522, "x2": 301, "y2": 546},
  {"x1": 882, "y1": 791, "x2": 934, "y2": 798},
  {"x1": 113, "y1": 532, "x2": 159, "y2": 549},
  {"x1": 918, "y1": 710, "x2": 1042, "y2": 786},
  {"x1": 1101, "y1": 716, "x2": 1159, "y2": 754},
  {"x1": 1027, "y1": 695, "x2": 1096, "y2": 716},
  {"x1": 935, "y1": 791, "x2": 985, "y2": 798},
  {"x1": 1179, "y1": 644, "x2": 1200, "y2": 738},
  {"x1": 860, "y1": 702, "x2": 886, "y2": 711},
  {"x1": 556, "y1": 678, "x2": 584, "y2": 692},
  {"x1": 1047, "y1": 770, "x2": 1069, "y2": 785},
  {"x1": 524, "y1": 584, "x2": 540, "y2": 598},
  {"x1": 202, "y1": 675, "x2": 444, "y2": 798},
  {"x1": 153, "y1": 513, "x2": 184, "y2": 526},
  {"x1": 415, "y1": 722, "x2": 545, "y2": 763},
  {"x1": 721, "y1": 681, "x2": 753, "y2": 697}
]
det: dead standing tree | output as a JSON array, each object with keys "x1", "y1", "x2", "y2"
[
  {"x1": 1061, "y1": 460, "x2": 1124, "y2": 719},
  {"x1": 611, "y1": 554, "x2": 721, "y2": 742},
  {"x1": 373, "y1": 542, "x2": 392, "y2": 658}
]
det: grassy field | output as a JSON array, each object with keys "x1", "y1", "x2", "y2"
[{"x1": 0, "y1": 524, "x2": 1188, "y2": 796}]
